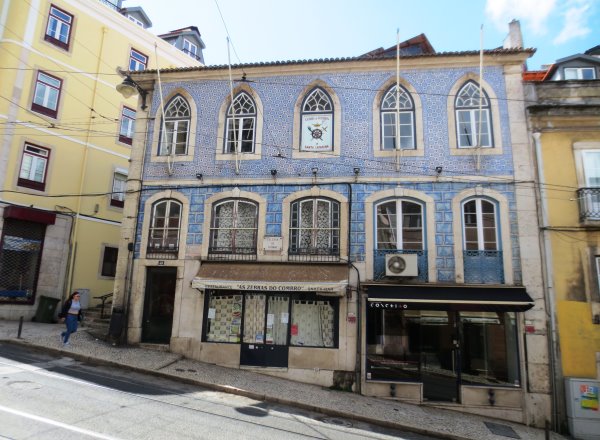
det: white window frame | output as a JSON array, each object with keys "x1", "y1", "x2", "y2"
[
  {"x1": 129, "y1": 48, "x2": 148, "y2": 71},
  {"x1": 300, "y1": 87, "x2": 334, "y2": 152},
  {"x1": 462, "y1": 198, "x2": 499, "y2": 251},
  {"x1": 224, "y1": 92, "x2": 256, "y2": 154},
  {"x1": 564, "y1": 67, "x2": 596, "y2": 80},
  {"x1": 380, "y1": 85, "x2": 415, "y2": 150},
  {"x1": 19, "y1": 144, "x2": 50, "y2": 190},
  {"x1": 375, "y1": 199, "x2": 424, "y2": 250},
  {"x1": 182, "y1": 38, "x2": 198, "y2": 58},
  {"x1": 455, "y1": 81, "x2": 493, "y2": 149},
  {"x1": 45, "y1": 5, "x2": 73, "y2": 49},
  {"x1": 148, "y1": 200, "x2": 182, "y2": 252},
  {"x1": 32, "y1": 71, "x2": 62, "y2": 117},
  {"x1": 119, "y1": 106, "x2": 136, "y2": 145},
  {"x1": 159, "y1": 95, "x2": 191, "y2": 156},
  {"x1": 110, "y1": 170, "x2": 127, "y2": 208}
]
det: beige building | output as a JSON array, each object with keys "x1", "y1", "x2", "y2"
[{"x1": 0, "y1": 0, "x2": 201, "y2": 319}]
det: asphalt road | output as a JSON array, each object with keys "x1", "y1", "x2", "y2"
[{"x1": 0, "y1": 343, "x2": 439, "y2": 440}]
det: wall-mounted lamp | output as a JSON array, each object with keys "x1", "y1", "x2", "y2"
[
  {"x1": 195, "y1": 173, "x2": 203, "y2": 180},
  {"x1": 435, "y1": 166, "x2": 443, "y2": 175},
  {"x1": 311, "y1": 167, "x2": 318, "y2": 176},
  {"x1": 353, "y1": 167, "x2": 360, "y2": 176},
  {"x1": 270, "y1": 169, "x2": 277, "y2": 177},
  {"x1": 116, "y1": 75, "x2": 148, "y2": 110}
]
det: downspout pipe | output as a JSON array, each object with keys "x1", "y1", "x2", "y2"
[{"x1": 532, "y1": 132, "x2": 560, "y2": 431}]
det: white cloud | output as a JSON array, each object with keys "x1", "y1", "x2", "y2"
[
  {"x1": 553, "y1": 1, "x2": 592, "y2": 44},
  {"x1": 485, "y1": 0, "x2": 557, "y2": 35}
]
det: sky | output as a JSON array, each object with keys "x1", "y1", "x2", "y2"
[{"x1": 136, "y1": 0, "x2": 599, "y2": 70}]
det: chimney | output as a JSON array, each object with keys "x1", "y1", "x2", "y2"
[{"x1": 503, "y1": 19, "x2": 523, "y2": 49}]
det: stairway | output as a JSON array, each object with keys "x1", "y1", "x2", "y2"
[{"x1": 83, "y1": 305, "x2": 111, "y2": 341}]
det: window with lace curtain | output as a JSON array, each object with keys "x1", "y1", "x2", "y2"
[
  {"x1": 209, "y1": 199, "x2": 258, "y2": 257},
  {"x1": 289, "y1": 197, "x2": 340, "y2": 259}
]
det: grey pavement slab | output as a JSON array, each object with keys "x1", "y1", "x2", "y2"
[{"x1": 0, "y1": 319, "x2": 566, "y2": 440}]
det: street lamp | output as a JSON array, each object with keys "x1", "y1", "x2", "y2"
[{"x1": 116, "y1": 75, "x2": 148, "y2": 110}]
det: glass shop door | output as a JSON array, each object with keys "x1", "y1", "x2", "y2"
[{"x1": 240, "y1": 294, "x2": 290, "y2": 367}]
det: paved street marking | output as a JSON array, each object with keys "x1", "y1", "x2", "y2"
[{"x1": 0, "y1": 404, "x2": 123, "y2": 440}]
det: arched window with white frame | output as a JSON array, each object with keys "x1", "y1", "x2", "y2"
[
  {"x1": 380, "y1": 85, "x2": 415, "y2": 150},
  {"x1": 455, "y1": 81, "x2": 493, "y2": 149},
  {"x1": 375, "y1": 199, "x2": 423, "y2": 250},
  {"x1": 300, "y1": 88, "x2": 334, "y2": 152},
  {"x1": 462, "y1": 197, "x2": 503, "y2": 283},
  {"x1": 159, "y1": 95, "x2": 190, "y2": 156},
  {"x1": 224, "y1": 92, "x2": 256, "y2": 154}
]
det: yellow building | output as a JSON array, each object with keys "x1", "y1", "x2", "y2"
[
  {"x1": 0, "y1": 0, "x2": 202, "y2": 319},
  {"x1": 525, "y1": 49, "x2": 600, "y2": 429}
]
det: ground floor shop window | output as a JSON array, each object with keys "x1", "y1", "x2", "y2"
[
  {"x1": 203, "y1": 290, "x2": 338, "y2": 348},
  {"x1": 204, "y1": 293, "x2": 243, "y2": 343},
  {"x1": 366, "y1": 308, "x2": 520, "y2": 387}
]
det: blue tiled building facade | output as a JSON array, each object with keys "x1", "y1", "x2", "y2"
[{"x1": 115, "y1": 42, "x2": 550, "y2": 425}]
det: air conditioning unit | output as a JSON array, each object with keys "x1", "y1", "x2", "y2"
[{"x1": 385, "y1": 254, "x2": 418, "y2": 277}]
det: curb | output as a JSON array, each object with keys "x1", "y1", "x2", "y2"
[{"x1": 2, "y1": 338, "x2": 472, "y2": 440}]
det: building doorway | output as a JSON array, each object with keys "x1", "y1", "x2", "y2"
[{"x1": 142, "y1": 267, "x2": 176, "y2": 344}]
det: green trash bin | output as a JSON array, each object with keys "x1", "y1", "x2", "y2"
[{"x1": 34, "y1": 296, "x2": 60, "y2": 323}]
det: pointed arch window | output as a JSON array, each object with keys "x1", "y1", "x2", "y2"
[
  {"x1": 380, "y1": 85, "x2": 415, "y2": 150},
  {"x1": 376, "y1": 199, "x2": 423, "y2": 250},
  {"x1": 159, "y1": 95, "x2": 190, "y2": 156},
  {"x1": 209, "y1": 199, "x2": 258, "y2": 256},
  {"x1": 148, "y1": 199, "x2": 182, "y2": 252},
  {"x1": 455, "y1": 81, "x2": 493, "y2": 148},
  {"x1": 224, "y1": 92, "x2": 256, "y2": 154},
  {"x1": 300, "y1": 88, "x2": 334, "y2": 152}
]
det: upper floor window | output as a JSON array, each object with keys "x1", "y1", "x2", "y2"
[
  {"x1": 110, "y1": 171, "x2": 127, "y2": 208},
  {"x1": 224, "y1": 92, "x2": 256, "y2": 154},
  {"x1": 289, "y1": 198, "x2": 339, "y2": 258},
  {"x1": 578, "y1": 150, "x2": 600, "y2": 220},
  {"x1": 209, "y1": 199, "x2": 258, "y2": 257},
  {"x1": 380, "y1": 85, "x2": 415, "y2": 150},
  {"x1": 129, "y1": 48, "x2": 148, "y2": 71},
  {"x1": 455, "y1": 81, "x2": 493, "y2": 148},
  {"x1": 564, "y1": 67, "x2": 596, "y2": 80},
  {"x1": 376, "y1": 200, "x2": 423, "y2": 250},
  {"x1": 148, "y1": 200, "x2": 182, "y2": 252},
  {"x1": 45, "y1": 5, "x2": 73, "y2": 50},
  {"x1": 462, "y1": 198, "x2": 498, "y2": 251},
  {"x1": 159, "y1": 95, "x2": 190, "y2": 156},
  {"x1": 18, "y1": 144, "x2": 50, "y2": 191},
  {"x1": 182, "y1": 38, "x2": 198, "y2": 58},
  {"x1": 31, "y1": 71, "x2": 62, "y2": 118},
  {"x1": 300, "y1": 88, "x2": 333, "y2": 152},
  {"x1": 119, "y1": 106, "x2": 136, "y2": 145}
]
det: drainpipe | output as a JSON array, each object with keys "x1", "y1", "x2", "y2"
[{"x1": 533, "y1": 132, "x2": 560, "y2": 431}]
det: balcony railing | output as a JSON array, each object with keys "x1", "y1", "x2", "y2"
[
  {"x1": 463, "y1": 250, "x2": 504, "y2": 284},
  {"x1": 373, "y1": 249, "x2": 428, "y2": 281},
  {"x1": 97, "y1": 0, "x2": 120, "y2": 11},
  {"x1": 288, "y1": 247, "x2": 340, "y2": 262},
  {"x1": 180, "y1": 48, "x2": 203, "y2": 62},
  {"x1": 208, "y1": 247, "x2": 257, "y2": 261},
  {"x1": 577, "y1": 188, "x2": 600, "y2": 221}
]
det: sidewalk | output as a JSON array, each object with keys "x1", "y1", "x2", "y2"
[{"x1": 0, "y1": 319, "x2": 565, "y2": 440}]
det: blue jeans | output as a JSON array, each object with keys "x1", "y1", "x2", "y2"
[{"x1": 61, "y1": 314, "x2": 78, "y2": 343}]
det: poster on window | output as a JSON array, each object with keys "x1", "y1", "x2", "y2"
[{"x1": 301, "y1": 114, "x2": 333, "y2": 151}]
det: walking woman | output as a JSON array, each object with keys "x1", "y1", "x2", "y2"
[{"x1": 59, "y1": 291, "x2": 83, "y2": 346}]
